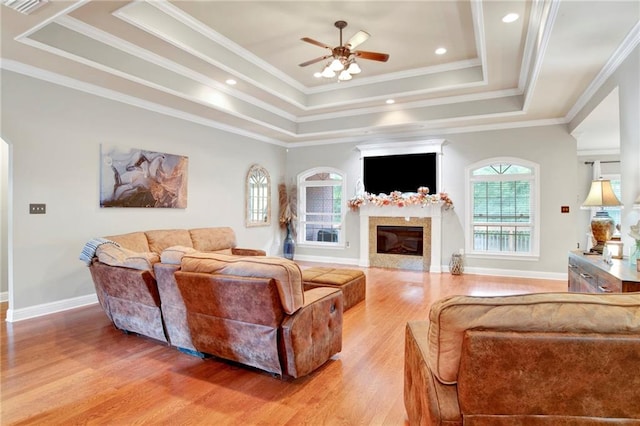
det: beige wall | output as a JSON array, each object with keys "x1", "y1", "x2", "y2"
[
  {"x1": 1, "y1": 71, "x2": 286, "y2": 317},
  {"x1": 287, "y1": 125, "x2": 578, "y2": 277},
  {"x1": 1, "y1": 44, "x2": 637, "y2": 318},
  {"x1": 570, "y1": 45, "x2": 640, "y2": 253}
]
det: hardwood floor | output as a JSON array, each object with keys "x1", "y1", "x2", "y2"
[{"x1": 1, "y1": 263, "x2": 567, "y2": 425}]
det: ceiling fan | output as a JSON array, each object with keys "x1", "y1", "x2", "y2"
[{"x1": 299, "y1": 20, "x2": 389, "y2": 81}]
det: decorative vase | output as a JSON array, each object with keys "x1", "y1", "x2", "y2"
[
  {"x1": 283, "y1": 222, "x2": 295, "y2": 260},
  {"x1": 449, "y1": 253, "x2": 464, "y2": 275}
]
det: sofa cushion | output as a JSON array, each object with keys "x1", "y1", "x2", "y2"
[
  {"x1": 427, "y1": 292, "x2": 640, "y2": 384},
  {"x1": 189, "y1": 227, "x2": 236, "y2": 252},
  {"x1": 145, "y1": 229, "x2": 193, "y2": 254},
  {"x1": 96, "y1": 244, "x2": 160, "y2": 271},
  {"x1": 160, "y1": 245, "x2": 197, "y2": 264},
  {"x1": 106, "y1": 231, "x2": 150, "y2": 252},
  {"x1": 180, "y1": 252, "x2": 304, "y2": 314}
]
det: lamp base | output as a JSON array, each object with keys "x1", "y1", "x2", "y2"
[{"x1": 589, "y1": 211, "x2": 615, "y2": 255}]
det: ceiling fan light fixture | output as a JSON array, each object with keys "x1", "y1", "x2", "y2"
[
  {"x1": 338, "y1": 70, "x2": 352, "y2": 81},
  {"x1": 330, "y1": 58, "x2": 345, "y2": 71},
  {"x1": 300, "y1": 20, "x2": 389, "y2": 83},
  {"x1": 347, "y1": 61, "x2": 361, "y2": 74},
  {"x1": 321, "y1": 66, "x2": 336, "y2": 78}
]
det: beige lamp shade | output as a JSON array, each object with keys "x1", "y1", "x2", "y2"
[{"x1": 581, "y1": 179, "x2": 622, "y2": 207}]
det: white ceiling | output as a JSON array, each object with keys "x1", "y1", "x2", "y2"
[{"x1": 1, "y1": 0, "x2": 638, "y2": 149}]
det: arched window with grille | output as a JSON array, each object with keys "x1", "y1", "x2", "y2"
[
  {"x1": 465, "y1": 158, "x2": 540, "y2": 258},
  {"x1": 297, "y1": 167, "x2": 346, "y2": 246}
]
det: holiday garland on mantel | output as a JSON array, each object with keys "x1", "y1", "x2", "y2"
[{"x1": 347, "y1": 186, "x2": 453, "y2": 211}]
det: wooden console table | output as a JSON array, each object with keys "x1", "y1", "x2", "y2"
[{"x1": 568, "y1": 250, "x2": 640, "y2": 293}]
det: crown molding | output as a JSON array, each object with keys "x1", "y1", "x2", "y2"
[
  {"x1": 0, "y1": 59, "x2": 287, "y2": 146},
  {"x1": 566, "y1": 20, "x2": 640, "y2": 123}
]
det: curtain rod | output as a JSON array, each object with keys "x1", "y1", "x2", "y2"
[{"x1": 584, "y1": 161, "x2": 620, "y2": 165}]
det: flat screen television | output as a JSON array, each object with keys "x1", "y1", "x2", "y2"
[{"x1": 363, "y1": 152, "x2": 437, "y2": 195}]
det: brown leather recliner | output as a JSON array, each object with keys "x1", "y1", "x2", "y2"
[
  {"x1": 172, "y1": 252, "x2": 343, "y2": 378},
  {"x1": 404, "y1": 292, "x2": 640, "y2": 425}
]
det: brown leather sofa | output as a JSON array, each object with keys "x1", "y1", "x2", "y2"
[
  {"x1": 404, "y1": 292, "x2": 640, "y2": 425},
  {"x1": 86, "y1": 227, "x2": 343, "y2": 378},
  {"x1": 88, "y1": 227, "x2": 265, "y2": 343}
]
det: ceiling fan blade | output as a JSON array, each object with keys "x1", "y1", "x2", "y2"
[
  {"x1": 301, "y1": 37, "x2": 332, "y2": 50},
  {"x1": 299, "y1": 55, "x2": 331, "y2": 67},
  {"x1": 346, "y1": 30, "x2": 370, "y2": 49},
  {"x1": 354, "y1": 50, "x2": 390, "y2": 62}
]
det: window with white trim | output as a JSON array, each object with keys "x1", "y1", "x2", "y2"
[
  {"x1": 297, "y1": 168, "x2": 346, "y2": 246},
  {"x1": 466, "y1": 158, "x2": 539, "y2": 257}
]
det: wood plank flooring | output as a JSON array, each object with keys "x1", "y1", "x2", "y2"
[{"x1": 1, "y1": 263, "x2": 567, "y2": 425}]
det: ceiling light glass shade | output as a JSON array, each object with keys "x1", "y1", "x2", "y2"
[
  {"x1": 330, "y1": 58, "x2": 344, "y2": 71},
  {"x1": 347, "y1": 61, "x2": 361, "y2": 74},
  {"x1": 338, "y1": 70, "x2": 352, "y2": 81},
  {"x1": 581, "y1": 180, "x2": 622, "y2": 207},
  {"x1": 321, "y1": 66, "x2": 336, "y2": 78}
]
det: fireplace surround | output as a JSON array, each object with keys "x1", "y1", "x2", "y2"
[{"x1": 359, "y1": 204, "x2": 442, "y2": 272}]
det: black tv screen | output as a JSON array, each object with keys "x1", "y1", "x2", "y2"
[{"x1": 363, "y1": 153, "x2": 437, "y2": 195}]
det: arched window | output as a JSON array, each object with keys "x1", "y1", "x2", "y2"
[
  {"x1": 245, "y1": 164, "x2": 271, "y2": 227},
  {"x1": 297, "y1": 167, "x2": 346, "y2": 246},
  {"x1": 465, "y1": 158, "x2": 539, "y2": 257}
]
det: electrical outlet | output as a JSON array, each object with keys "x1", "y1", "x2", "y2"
[
  {"x1": 561, "y1": 206, "x2": 570, "y2": 213},
  {"x1": 29, "y1": 203, "x2": 46, "y2": 214}
]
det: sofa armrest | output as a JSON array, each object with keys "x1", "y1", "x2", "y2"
[
  {"x1": 280, "y1": 287, "x2": 343, "y2": 378},
  {"x1": 231, "y1": 247, "x2": 266, "y2": 256},
  {"x1": 405, "y1": 321, "x2": 461, "y2": 426}
]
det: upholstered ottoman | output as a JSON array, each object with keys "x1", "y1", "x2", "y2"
[{"x1": 302, "y1": 267, "x2": 366, "y2": 311}]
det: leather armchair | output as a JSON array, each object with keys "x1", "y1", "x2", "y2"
[{"x1": 404, "y1": 292, "x2": 640, "y2": 425}]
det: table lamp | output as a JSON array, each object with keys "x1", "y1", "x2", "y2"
[{"x1": 581, "y1": 179, "x2": 622, "y2": 254}]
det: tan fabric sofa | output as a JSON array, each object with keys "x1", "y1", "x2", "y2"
[
  {"x1": 404, "y1": 292, "x2": 640, "y2": 425},
  {"x1": 88, "y1": 227, "x2": 265, "y2": 343}
]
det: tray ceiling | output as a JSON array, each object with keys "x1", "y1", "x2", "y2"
[{"x1": 1, "y1": 0, "x2": 638, "y2": 149}]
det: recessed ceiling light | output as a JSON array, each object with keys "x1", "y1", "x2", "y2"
[
  {"x1": 435, "y1": 47, "x2": 447, "y2": 55},
  {"x1": 502, "y1": 13, "x2": 519, "y2": 23},
  {"x1": 386, "y1": 99, "x2": 395, "y2": 105},
  {"x1": 225, "y1": 79, "x2": 237, "y2": 85}
]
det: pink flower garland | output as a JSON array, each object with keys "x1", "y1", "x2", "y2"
[{"x1": 347, "y1": 187, "x2": 454, "y2": 211}]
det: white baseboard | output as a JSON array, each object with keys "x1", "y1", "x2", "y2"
[
  {"x1": 297, "y1": 255, "x2": 568, "y2": 281},
  {"x1": 293, "y1": 254, "x2": 360, "y2": 266},
  {"x1": 5, "y1": 294, "x2": 98, "y2": 323},
  {"x1": 451, "y1": 266, "x2": 567, "y2": 281}
]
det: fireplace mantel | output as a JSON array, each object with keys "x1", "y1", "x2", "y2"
[{"x1": 359, "y1": 204, "x2": 442, "y2": 272}]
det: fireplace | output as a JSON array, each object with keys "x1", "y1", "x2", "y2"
[
  {"x1": 377, "y1": 226, "x2": 423, "y2": 256},
  {"x1": 358, "y1": 204, "x2": 442, "y2": 272}
]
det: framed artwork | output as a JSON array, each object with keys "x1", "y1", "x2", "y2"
[{"x1": 100, "y1": 145, "x2": 188, "y2": 208}]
